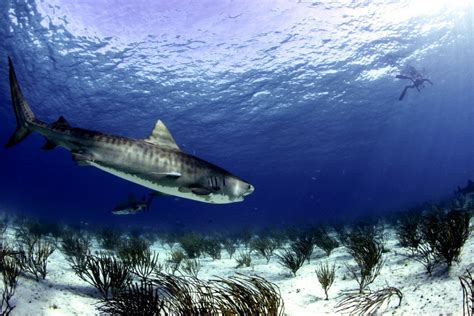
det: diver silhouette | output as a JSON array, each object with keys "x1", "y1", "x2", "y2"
[{"x1": 396, "y1": 69, "x2": 433, "y2": 101}]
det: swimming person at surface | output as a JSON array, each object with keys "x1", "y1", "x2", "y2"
[{"x1": 396, "y1": 69, "x2": 433, "y2": 101}]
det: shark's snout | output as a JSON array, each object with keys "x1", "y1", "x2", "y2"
[{"x1": 243, "y1": 184, "x2": 254, "y2": 196}]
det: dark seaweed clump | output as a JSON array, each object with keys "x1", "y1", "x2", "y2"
[
  {"x1": 96, "y1": 228, "x2": 123, "y2": 251},
  {"x1": 117, "y1": 237, "x2": 150, "y2": 264},
  {"x1": 0, "y1": 243, "x2": 21, "y2": 315},
  {"x1": 166, "y1": 249, "x2": 186, "y2": 274},
  {"x1": 313, "y1": 227, "x2": 339, "y2": 257},
  {"x1": 117, "y1": 237, "x2": 160, "y2": 280},
  {"x1": 99, "y1": 273, "x2": 284, "y2": 315},
  {"x1": 315, "y1": 261, "x2": 335, "y2": 300},
  {"x1": 344, "y1": 226, "x2": 384, "y2": 293},
  {"x1": 459, "y1": 269, "x2": 473, "y2": 316},
  {"x1": 223, "y1": 238, "x2": 237, "y2": 259},
  {"x1": 235, "y1": 250, "x2": 252, "y2": 268},
  {"x1": 60, "y1": 231, "x2": 91, "y2": 265},
  {"x1": 291, "y1": 233, "x2": 315, "y2": 263},
  {"x1": 202, "y1": 237, "x2": 222, "y2": 260},
  {"x1": 335, "y1": 287, "x2": 403, "y2": 315},
  {"x1": 17, "y1": 235, "x2": 55, "y2": 282},
  {"x1": 420, "y1": 209, "x2": 470, "y2": 268},
  {"x1": 276, "y1": 246, "x2": 306, "y2": 277},
  {"x1": 178, "y1": 233, "x2": 204, "y2": 259},
  {"x1": 250, "y1": 236, "x2": 279, "y2": 263},
  {"x1": 395, "y1": 210, "x2": 423, "y2": 249},
  {"x1": 180, "y1": 258, "x2": 201, "y2": 277},
  {"x1": 399, "y1": 208, "x2": 471, "y2": 274},
  {"x1": 70, "y1": 253, "x2": 132, "y2": 300}
]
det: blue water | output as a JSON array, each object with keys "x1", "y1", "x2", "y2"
[{"x1": 0, "y1": 0, "x2": 473, "y2": 231}]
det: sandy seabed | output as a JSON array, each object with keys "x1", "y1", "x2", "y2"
[{"x1": 5, "y1": 224, "x2": 473, "y2": 316}]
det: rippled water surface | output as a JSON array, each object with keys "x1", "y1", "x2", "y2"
[{"x1": 0, "y1": 0, "x2": 473, "y2": 228}]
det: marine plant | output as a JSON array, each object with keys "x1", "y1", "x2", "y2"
[
  {"x1": 60, "y1": 232, "x2": 91, "y2": 265},
  {"x1": 0, "y1": 246, "x2": 21, "y2": 315},
  {"x1": 98, "y1": 280, "x2": 167, "y2": 315},
  {"x1": 15, "y1": 219, "x2": 43, "y2": 243},
  {"x1": 459, "y1": 269, "x2": 473, "y2": 316},
  {"x1": 235, "y1": 250, "x2": 252, "y2": 268},
  {"x1": 421, "y1": 209, "x2": 471, "y2": 268},
  {"x1": 276, "y1": 247, "x2": 306, "y2": 277},
  {"x1": 96, "y1": 228, "x2": 122, "y2": 251},
  {"x1": 395, "y1": 210, "x2": 423, "y2": 248},
  {"x1": 250, "y1": 236, "x2": 279, "y2": 263},
  {"x1": 344, "y1": 229, "x2": 384, "y2": 293},
  {"x1": 315, "y1": 261, "x2": 336, "y2": 300},
  {"x1": 70, "y1": 253, "x2": 132, "y2": 300},
  {"x1": 266, "y1": 228, "x2": 287, "y2": 249},
  {"x1": 161, "y1": 231, "x2": 178, "y2": 250},
  {"x1": 128, "y1": 250, "x2": 161, "y2": 281},
  {"x1": 335, "y1": 287, "x2": 403, "y2": 315},
  {"x1": 180, "y1": 258, "x2": 201, "y2": 277},
  {"x1": 116, "y1": 236, "x2": 151, "y2": 265},
  {"x1": 99, "y1": 273, "x2": 284, "y2": 315},
  {"x1": 313, "y1": 228, "x2": 339, "y2": 257},
  {"x1": 178, "y1": 233, "x2": 204, "y2": 259},
  {"x1": 212, "y1": 274, "x2": 285, "y2": 315},
  {"x1": 223, "y1": 238, "x2": 237, "y2": 259},
  {"x1": 166, "y1": 249, "x2": 186, "y2": 275},
  {"x1": 334, "y1": 224, "x2": 349, "y2": 245},
  {"x1": 291, "y1": 234, "x2": 315, "y2": 263},
  {"x1": 202, "y1": 237, "x2": 222, "y2": 260},
  {"x1": 0, "y1": 217, "x2": 8, "y2": 240},
  {"x1": 407, "y1": 242, "x2": 440, "y2": 276},
  {"x1": 17, "y1": 236, "x2": 56, "y2": 281},
  {"x1": 237, "y1": 227, "x2": 254, "y2": 249}
]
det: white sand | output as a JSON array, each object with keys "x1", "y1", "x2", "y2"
[{"x1": 5, "y1": 224, "x2": 473, "y2": 315}]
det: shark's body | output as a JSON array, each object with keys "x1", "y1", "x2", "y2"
[{"x1": 5, "y1": 58, "x2": 254, "y2": 204}]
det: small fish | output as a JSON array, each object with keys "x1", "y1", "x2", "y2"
[{"x1": 112, "y1": 193, "x2": 155, "y2": 215}]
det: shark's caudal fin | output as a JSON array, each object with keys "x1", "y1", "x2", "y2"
[{"x1": 5, "y1": 57, "x2": 36, "y2": 148}]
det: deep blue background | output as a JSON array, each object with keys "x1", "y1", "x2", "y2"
[{"x1": 0, "y1": 0, "x2": 473, "y2": 231}]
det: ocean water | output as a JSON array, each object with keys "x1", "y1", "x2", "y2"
[{"x1": 0, "y1": 0, "x2": 473, "y2": 232}]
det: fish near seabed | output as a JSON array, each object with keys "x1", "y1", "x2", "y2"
[
  {"x1": 112, "y1": 193, "x2": 155, "y2": 215},
  {"x1": 5, "y1": 57, "x2": 254, "y2": 204}
]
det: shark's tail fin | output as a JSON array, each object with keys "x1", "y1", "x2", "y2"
[{"x1": 5, "y1": 57, "x2": 36, "y2": 148}]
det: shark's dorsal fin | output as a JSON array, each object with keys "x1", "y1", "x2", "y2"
[
  {"x1": 144, "y1": 120, "x2": 180, "y2": 150},
  {"x1": 52, "y1": 116, "x2": 70, "y2": 128}
]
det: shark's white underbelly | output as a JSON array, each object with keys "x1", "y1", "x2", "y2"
[{"x1": 89, "y1": 162, "x2": 233, "y2": 204}]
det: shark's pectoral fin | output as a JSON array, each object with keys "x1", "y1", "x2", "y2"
[
  {"x1": 41, "y1": 138, "x2": 57, "y2": 150},
  {"x1": 72, "y1": 152, "x2": 93, "y2": 166},
  {"x1": 179, "y1": 186, "x2": 212, "y2": 196},
  {"x1": 153, "y1": 171, "x2": 181, "y2": 179},
  {"x1": 192, "y1": 187, "x2": 212, "y2": 195},
  {"x1": 144, "y1": 120, "x2": 181, "y2": 151}
]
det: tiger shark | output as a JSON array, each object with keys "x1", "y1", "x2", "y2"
[{"x1": 5, "y1": 57, "x2": 254, "y2": 204}]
